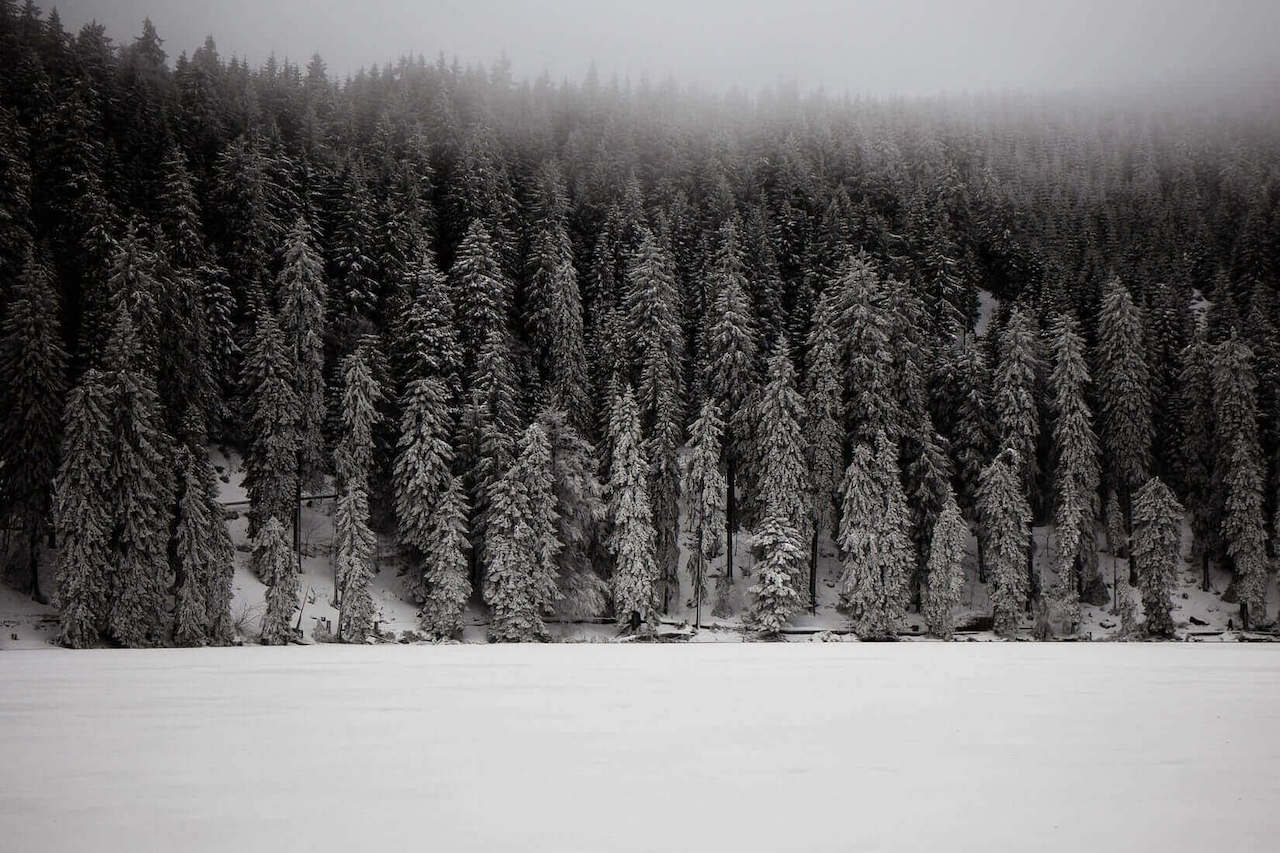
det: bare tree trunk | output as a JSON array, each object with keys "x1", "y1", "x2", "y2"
[
  {"x1": 809, "y1": 526, "x2": 819, "y2": 614},
  {"x1": 1201, "y1": 549, "x2": 1211, "y2": 592},
  {"x1": 725, "y1": 457, "x2": 736, "y2": 583}
]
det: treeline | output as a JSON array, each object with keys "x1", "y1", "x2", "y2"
[{"x1": 1, "y1": 4, "x2": 1278, "y2": 645}]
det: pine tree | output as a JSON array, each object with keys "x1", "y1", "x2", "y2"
[
  {"x1": 993, "y1": 306, "x2": 1041, "y2": 506},
  {"x1": 0, "y1": 248, "x2": 67, "y2": 600},
  {"x1": 1215, "y1": 335, "x2": 1269, "y2": 627},
  {"x1": 924, "y1": 487, "x2": 967, "y2": 639},
  {"x1": 335, "y1": 486, "x2": 376, "y2": 642},
  {"x1": 451, "y1": 219, "x2": 510, "y2": 372},
  {"x1": 334, "y1": 347, "x2": 382, "y2": 493},
  {"x1": 462, "y1": 327, "x2": 521, "y2": 576},
  {"x1": 241, "y1": 312, "x2": 300, "y2": 539},
  {"x1": 53, "y1": 369, "x2": 114, "y2": 648},
  {"x1": 608, "y1": 387, "x2": 660, "y2": 625},
  {"x1": 394, "y1": 377, "x2": 456, "y2": 601},
  {"x1": 420, "y1": 474, "x2": 472, "y2": 639},
  {"x1": 277, "y1": 216, "x2": 327, "y2": 489},
  {"x1": 102, "y1": 303, "x2": 174, "y2": 647},
  {"x1": 393, "y1": 245, "x2": 462, "y2": 394},
  {"x1": 834, "y1": 258, "x2": 901, "y2": 442},
  {"x1": 1176, "y1": 330, "x2": 1216, "y2": 590},
  {"x1": 539, "y1": 408, "x2": 609, "y2": 619},
  {"x1": 1047, "y1": 313, "x2": 1102, "y2": 616},
  {"x1": 484, "y1": 422, "x2": 560, "y2": 641},
  {"x1": 256, "y1": 516, "x2": 298, "y2": 645},
  {"x1": 802, "y1": 307, "x2": 845, "y2": 607},
  {"x1": 705, "y1": 223, "x2": 758, "y2": 584},
  {"x1": 977, "y1": 448, "x2": 1032, "y2": 637},
  {"x1": 681, "y1": 400, "x2": 727, "y2": 627},
  {"x1": 949, "y1": 336, "x2": 994, "y2": 516},
  {"x1": 1096, "y1": 279, "x2": 1153, "y2": 549},
  {"x1": 747, "y1": 512, "x2": 805, "y2": 636},
  {"x1": 1131, "y1": 477, "x2": 1184, "y2": 637},
  {"x1": 837, "y1": 432, "x2": 914, "y2": 639}
]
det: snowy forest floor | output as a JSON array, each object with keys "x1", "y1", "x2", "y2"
[
  {"x1": 2, "y1": 445, "x2": 1278, "y2": 649},
  {"x1": 2, "y1": 643, "x2": 1278, "y2": 852}
]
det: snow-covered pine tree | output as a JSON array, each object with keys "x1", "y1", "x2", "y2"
[
  {"x1": 394, "y1": 377, "x2": 456, "y2": 601},
  {"x1": 903, "y1": 412, "x2": 954, "y2": 606},
  {"x1": 1214, "y1": 334, "x2": 1269, "y2": 628},
  {"x1": 747, "y1": 512, "x2": 805, "y2": 636},
  {"x1": 1131, "y1": 476, "x2": 1184, "y2": 637},
  {"x1": 977, "y1": 448, "x2": 1032, "y2": 637},
  {"x1": 256, "y1": 516, "x2": 298, "y2": 645},
  {"x1": 1096, "y1": 278, "x2": 1153, "y2": 566},
  {"x1": 681, "y1": 399, "x2": 727, "y2": 626},
  {"x1": 924, "y1": 487, "x2": 967, "y2": 639},
  {"x1": 1047, "y1": 313, "x2": 1103, "y2": 617},
  {"x1": 420, "y1": 474, "x2": 472, "y2": 638},
  {"x1": 538, "y1": 408, "x2": 609, "y2": 619},
  {"x1": 173, "y1": 444, "x2": 218, "y2": 647},
  {"x1": 53, "y1": 369, "x2": 114, "y2": 648},
  {"x1": 608, "y1": 386, "x2": 660, "y2": 625},
  {"x1": 241, "y1": 312, "x2": 300, "y2": 540},
  {"x1": 393, "y1": 244, "x2": 462, "y2": 397},
  {"x1": 335, "y1": 486, "x2": 376, "y2": 642},
  {"x1": 755, "y1": 345, "x2": 809, "y2": 533},
  {"x1": 993, "y1": 306, "x2": 1041, "y2": 509},
  {"x1": 833, "y1": 257, "x2": 900, "y2": 442},
  {"x1": 705, "y1": 222, "x2": 758, "y2": 584},
  {"x1": 1175, "y1": 329, "x2": 1216, "y2": 590},
  {"x1": 484, "y1": 422, "x2": 561, "y2": 642},
  {"x1": 333, "y1": 348, "x2": 382, "y2": 640},
  {"x1": 101, "y1": 302, "x2": 175, "y2": 647},
  {"x1": 276, "y1": 216, "x2": 327, "y2": 489},
  {"x1": 802, "y1": 301, "x2": 845, "y2": 607},
  {"x1": 334, "y1": 347, "x2": 383, "y2": 493},
  {"x1": 626, "y1": 230, "x2": 685, "y2": 611},
  {"x1": 462, "y1": 326, "x2": 521, "y2": 578},
  {"x1": 837, "y1": 432, "x2": 914, "y2": 639},
  {"x1": 326, "y1": 159, "x2": 378, "y2": 339},
  {"x1": 949, "y1": 336, "x2": 994, "y2": 517},
  {"x1": 0, "y1": 248, "x2": 67, "y2": 600},
  {"x1": 752, "y1": 345, "x2": 809, "y2": 607},
  {"x1": 450, "y1": 218, "x2": 510, "y2": 372}
]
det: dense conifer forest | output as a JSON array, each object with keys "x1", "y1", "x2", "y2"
[{"x1": 3, "y1": 3, "x2": 1280, "y2": 645}]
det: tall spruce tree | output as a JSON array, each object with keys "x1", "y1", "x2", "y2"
[
  {"x1": 1176, "y1": 329, "x2": 1216, "y2": 590},
  {"x1": 837, "y1": 432, "x2": 914, "y2": 639},
  {"x1": 1131, "y1": 476, "x2": 1184, "y2": 637},
  {"x1": 752, "y1": 345, "x2": 809, "y2": 609},
  {"x1": 0, "y1": 248, "x2": 67, "y2": 600},
  {"x1": 102, "y1": 303, "x2": 175, "y2": 647},
  {"x1": 484, "y1": 422, "x2": 561, "y2": 642},
  {"x1": 705, "y1": 223, "x2": 758, "y2": 584},
  {"x1": 277, "y1": 216, "x2": 327, "y2": 490},
  {"x1": 53, "y1": 369, "x2": 114, "y2": 648},
  {"x1": 802, "y1": 305, "x2": 845, "y2": 608},
  {"x1": 747, "y1": 512, "x2": 805, "y2": 636},
  {"x1": 256, "y1": 517, "x2": 298, "y2": 645},
  {"x1": 335, "y1": 486, "x2": 376, "y2": 642},
  {"x1": 1214, "y1": 334, "x2": 1269, "y2": 628},
  {"x1": 394, "y1": 377, "x2": 456, "y2": 601},
  {"x1": 1096, "y1": 278, "x2": 1153, "y2": 582},
  {"x1": 977, "y1": 448, "x2": 1032, "y2": 637},
  {"x1": 241, "y1": 312, "x2": 300, "y2": 539},
  {"x1": 924, "y1": 487, "x2": 967, "y2": 639},
  {"x1": 681, "y1": 400, "x2": 727, "y2": 627},
  {"x1": 1047, "y1": 313, "x2": 1103, "y2": 617},
  {"x1": 608, "y1": 386, "x2": 660, "y2": 625},
  {"x1": 451, "y1": 218, "x2": 510, "y2": 372},
  {"x1": 538, "y1": 408, "x2": 609, "y2": 619},
  {"x1": 420, "y1": 474, "x2": 472, "y2": 639}
]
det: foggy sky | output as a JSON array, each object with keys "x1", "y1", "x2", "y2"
[{"x1": 53, "y1": 0, "x2": 1280, "y2": 97}]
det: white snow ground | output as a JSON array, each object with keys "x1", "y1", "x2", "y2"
[{"x1": 2, "y1": 643, "x2": 1278, "y2": 852}]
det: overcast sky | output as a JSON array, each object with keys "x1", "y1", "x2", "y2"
[{"x1": 53, "y1": 0, "x2": 1280, "y2": 97}]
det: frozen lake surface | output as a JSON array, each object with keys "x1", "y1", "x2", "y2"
[{"x1": 3, "y1": 644, "x2": 1278, "y2": 852}]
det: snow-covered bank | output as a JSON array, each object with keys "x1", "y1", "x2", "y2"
[{"x1": 3, "y1": 644, "x2": 1278, "y2": 852}]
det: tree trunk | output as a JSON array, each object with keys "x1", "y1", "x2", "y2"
[
  {"x1": 1201, "y1": 549, "x2": 1211, "y2": 592},
  {"x1": 1123, "y1": 485, "x2": 1138, "y2": 586},
  {"x1": 27, "y1": 520, "x2": 45, "y2": 605},
  {"x1": 725, "y1": 457, "x2": 736, "y2": 583},
  {"x1": 809, "y1": 526, "x2": 819, "y2": 614},
  {"x1": 694, "y1": 550, "x2": 704, "y2": 630},
  {"x1": 976, "y1": 532, "x2": 987, "y2": 584}
]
